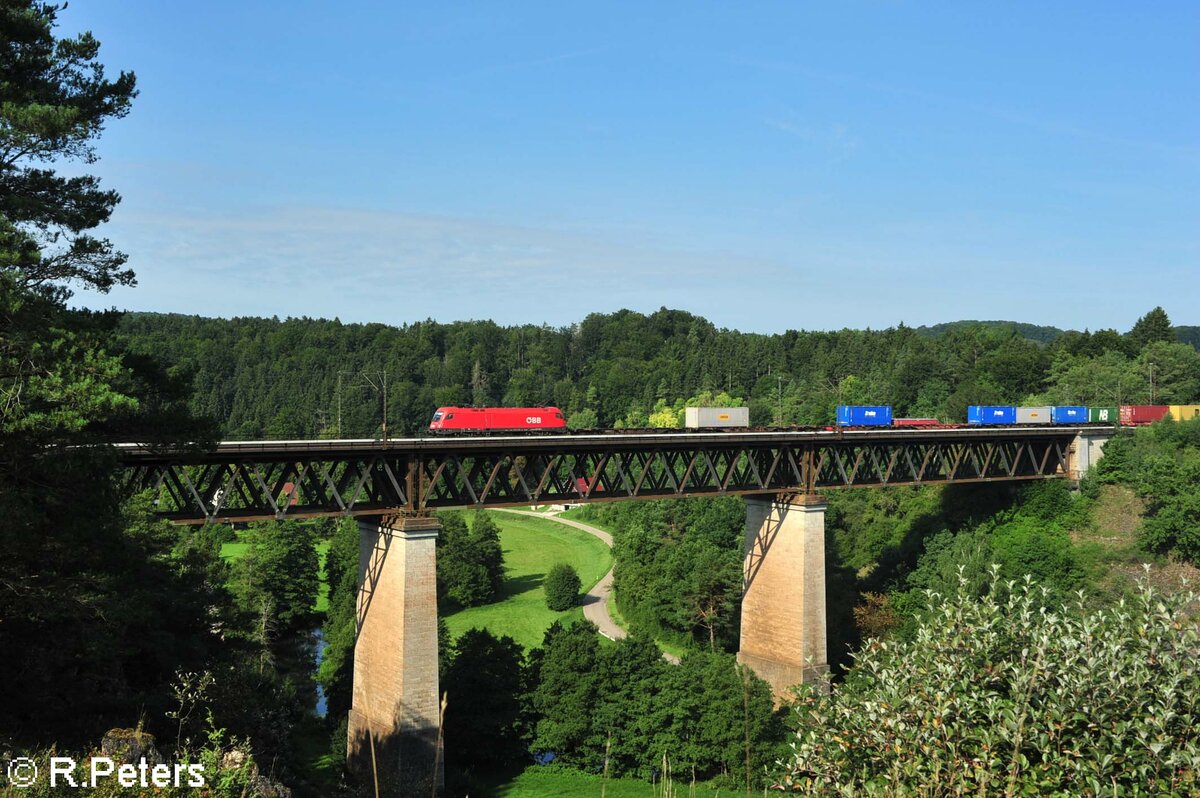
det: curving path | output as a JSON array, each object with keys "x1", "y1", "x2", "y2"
[
  {"x1": 492, "y1": 507, "x2": 682, "y2": 664},
  {"x1": 492, "y1": 507, "x2": 622, "y2": 640}
]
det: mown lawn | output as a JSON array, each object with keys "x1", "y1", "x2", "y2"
[
  {"x1": 489, "y1": 767, "x2": 729, "y2": 797},
  {"x1": 443, "y1": 511, "x2": 613, "y2": 650}
]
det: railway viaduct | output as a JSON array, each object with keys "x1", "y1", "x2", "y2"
[{"x1": 119, "y1": 425, "x2": 1112, "y2": 791}]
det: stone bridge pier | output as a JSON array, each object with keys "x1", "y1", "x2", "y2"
[
  {"x1": 1069, "y1": 429, "x2": 1113, "y2": 481},
  {"x1": 738, "y1": 493, "x2": 829, "y2": 702},
  {"x1": 348, "y1": 515, "x2": 443, "y2": 795}
]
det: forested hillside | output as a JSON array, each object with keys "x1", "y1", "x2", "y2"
[{"x1": 114, "y1": 305, "x2": 1199, "y2": 439}]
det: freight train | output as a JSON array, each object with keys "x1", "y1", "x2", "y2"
[
  {"x1": 837, "y1": 404, "x2": 1200, "y2": 428},
  {"x1": 429, "y1": 404, "x2": 1200, "y2": 433}
]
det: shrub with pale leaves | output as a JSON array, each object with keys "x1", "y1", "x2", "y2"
[{"x1": 775, "y1": 565, "x2": 1199, "y2": 797}]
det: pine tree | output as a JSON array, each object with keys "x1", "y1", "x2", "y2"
[
  {"x1": 1, "y1": 0, "x2": 138, "y2": 294},
  {"x1": 1128, "y1": 306, "x2": 1174, "y2": 350}
]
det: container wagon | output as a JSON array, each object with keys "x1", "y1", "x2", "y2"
[
  {"x1": 1119, "y1": 406, "x2": 1170, "y2": 425},
  {"x1": 1016, "y1": 406, "x2": 1053, "y2": 425},
  {"x1": 836, "y1": 406, "x2": 893, "y2": 427},
  {"x1": 1168, "y1": 404, "x2": 1200, "y2": 422},
  {"x1": 968, "y1": 406, "x2": 1017, "y2": 425},
  {"x1": 1051, "y1": 406, "x2": 1089, "y2": 424},
  {"x1": 684, "y1": 407, "x2": 750, "y2": 428}
]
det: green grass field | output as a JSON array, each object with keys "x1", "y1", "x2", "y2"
[
  {"x1": 219, "y1": 539, "x2": 250, "y2": 560},
  {"x1": 488, "y1": 768, "x2": 729, "y2": 797},
  {"x1": 443, "y1": 511, "x2": 613, "y2": 650}
]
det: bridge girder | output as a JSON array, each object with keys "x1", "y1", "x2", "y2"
[{"x1": 117, "y1": 429, "x2": 1084, "y2": 524}]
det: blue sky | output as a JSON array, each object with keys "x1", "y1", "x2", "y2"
[{"x1": 61, "y1": 2, "x2": 1198, "y2": 333}]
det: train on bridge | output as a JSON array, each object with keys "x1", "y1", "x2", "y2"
[{"x1": 428, "y1": 403, "x2": 1200, "y2": 434}]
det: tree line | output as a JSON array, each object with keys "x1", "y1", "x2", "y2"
[{"x1": 112, "y1": 305, "x2": 1198, "y2": 441}]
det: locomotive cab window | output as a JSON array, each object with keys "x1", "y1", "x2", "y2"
[{"x1": 432, "y1": 412, "x2": 443, "y2": 422}]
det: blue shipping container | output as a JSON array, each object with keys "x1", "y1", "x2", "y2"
[
  {"x1": 967, "y1": 406, "x2": 1017, "y2": 425},
  {"x1": 1051, "y1": 406, "x2": 1089, "y2": 424},
  {"x1": 836, "y1": 405, "x2": 893, "y2": 427}
]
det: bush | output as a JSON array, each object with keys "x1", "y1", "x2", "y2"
[
  {"x1": 544, "y1": 563, "x2": 582, "y2": 610},
  {"x1": 775, "y1": 566, "x2": 1200, "y2": 797}
]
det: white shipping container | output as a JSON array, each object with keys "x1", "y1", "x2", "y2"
[
  {"x1": 1016, "y1": 406, "x2": 1053, "y2": 425},
  {"x1": 685, "y1": 407, "x2": 750, "y2": 428}
]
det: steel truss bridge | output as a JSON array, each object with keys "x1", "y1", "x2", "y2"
[{"x1": 116, "y1": 427, "x2": 1105, "y2": 524}]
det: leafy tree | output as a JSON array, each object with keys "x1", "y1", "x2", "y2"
[
  {"x1": 590, "y1": 636, "x2": 666, "y2": 776},
  {"x1": 526, "y1": 624, "x2": 784, "y2": 784},
  {"x1": 437, "y1": 514, "x2": 491, "y2": 607},
  {"x1": 566, "y1": 407, "x2": 598, "y2": 428},
  {"x1": 1139, "y1": 453, "x2": 1200, "y2": 561},
  {"x1": 0, "y1": 4, "x2": 237, "y2": 752},
  {"x1": 529, "y1": 621, "x2": 603, "y2": 767},
  {"x1": 653, "y1": 652, "x2": 782, "y2": 784},
  {"x1": 582, "y1": 497, "x2": 746, "y2": 650},
  {"x1": 543, "y1": 562, "x2": 582, "y2": 610},
  {"x1": 646, "y1": 398, "x2": 681, "y2": 428},
  {"x1": 775, "y1": 569, "x2": 1200, "y2": 796},
  {"x1": 1031, "y1": 349, "x2": 1144, "y2": 406},
  {"x1": 1, "y1": 0, "x2": 137, "y2": 294},
  {"x1": 0, "y1": 273, "x2": 136, "y2": 438},
  {"x1": 1138, "y1": 340, "x2": 1200, "y2": 403},
  {"x1": 667, "y1": 537, "x2": 740, "y2": 651}
]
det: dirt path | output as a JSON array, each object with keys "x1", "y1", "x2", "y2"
[
  {"x1": 491, "y1": 507, "x2": 624, "y2": 641},
  {"x1": 491, "y1": 507, "x2": 682, "y2": 664}
]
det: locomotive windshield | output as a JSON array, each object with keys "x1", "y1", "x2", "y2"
[{"x1": 432, "y1": 412, "x2": 443, "y2": 422}]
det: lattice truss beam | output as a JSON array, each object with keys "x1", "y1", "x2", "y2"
[{"x1": 123, "y1": 436, "x2": 1071, "y2": 524}]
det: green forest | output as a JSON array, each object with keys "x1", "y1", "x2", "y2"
[
  {"x1": 3, "y1": 3, "x2": 1199, "y2": 796},
  {"x1": 113, "y1": 303, "x2": 1200, "y2": 439}
]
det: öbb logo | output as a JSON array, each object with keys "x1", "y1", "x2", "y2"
[{"x1": 526, "y1": 416, "x2": 542, "y2": 424}]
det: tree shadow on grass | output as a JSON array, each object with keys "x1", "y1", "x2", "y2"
[{"x1": 498, "y1": 572, "x2": 544, "y2": 600}]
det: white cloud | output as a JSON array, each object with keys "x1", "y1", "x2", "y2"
[{"x1": 76, "y1": 205, "x2": 802, "y2": 327}]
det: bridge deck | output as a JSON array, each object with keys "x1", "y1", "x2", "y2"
[{"x1": 117, "y1": 427, "x2": 1112, "y2": 523}]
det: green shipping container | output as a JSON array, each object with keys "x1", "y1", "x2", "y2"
[{"x1": 1089, "y1": 406, "x2": 1119, "y2": 423}]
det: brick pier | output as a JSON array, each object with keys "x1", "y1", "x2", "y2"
[
  {"x1": 738, "y1": 494, "x2": 829, "y2": 702},
  {"x1": 348, "y1": 515, "x2": 443, "y2": 795}
]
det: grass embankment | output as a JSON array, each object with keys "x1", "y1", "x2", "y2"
[
  {"x1": 1075, "y1": 484, "x2": 1200, "y2": 594},
  {"x1": 443, "y1": 511, "x2": 612, "y2": 649}
]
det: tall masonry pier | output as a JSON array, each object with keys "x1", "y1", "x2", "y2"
[
  {"x1": 349, "y1": 515, "x2": 443, "y2": 795},
  {"x1": 738, "y1": 493, "x2": 829, "y2": 700}
]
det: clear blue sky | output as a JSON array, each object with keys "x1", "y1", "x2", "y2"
[{"x1": 62, "y1": 1, "x2": 1198, "y2": 333}]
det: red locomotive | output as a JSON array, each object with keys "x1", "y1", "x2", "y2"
[{"x1": 428, "y1": 406, "x2": 568, "y2": 433}]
